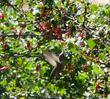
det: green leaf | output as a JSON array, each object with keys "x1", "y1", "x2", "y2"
[
  {"x1": 0, "y1": 80, "x2": 7, "y2": 86},
  {"x1": 58, "y1": 88, "x2": 66, "y2": 95},
  {"x1": 98, "y1": 53, "x2": 106, "y2": 61},
  {"x1": 37, "y1": 4, "x2": 43, "y2": 9},
  {"x1": 93, "y1": 65, "x2": 101, "y2": 75},
  {"x1": 105, "y1": 45, "x2": 110, "y2": 54},
  {"x1": 108, "y1": 77, "x2": 110, "y2": 81},
  {"x1": 78, "y1": 72, "x2": 87, "y2": 81},
  {"x1": 17, "y1": 57, "x2": 23, "y2": 66},
  {"x1": 77, "y1": 15, "x2": 84, "y2": 23},
  {"x1": 87, "y1": 38, "x2": 96, "y2": 49},
  {"x1": 90, "y1": 4, "x2": 99, "y2": 12},
  {"x1": 97, "y1": 17, "x2": 103, "y2": 24},
  {"x1": 27, "y1": 62, "x2": 33, "y2": 69},
  {"x1": 55, "y1": 0, "x2": 62, "y2": 7}
]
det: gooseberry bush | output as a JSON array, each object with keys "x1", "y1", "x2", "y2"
[{"x1": 0, "y1": 0, "x2": 110, "y2": 98}]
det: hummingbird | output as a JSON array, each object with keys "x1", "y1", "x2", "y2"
[{"x1": 43, "y1": 51, "x2": 65, "y2": 81}]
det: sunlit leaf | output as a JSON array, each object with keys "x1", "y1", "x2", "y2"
[
  {"x1": 93, "y1": 65, "x2": 101, "y2": 75},
  {"x1": 98, "y1": 53, "x2": 106, "y2": 61},
  {"x1": 89, "y1": 4, "x2": 99, "y2": 12},
  {"x1": 87, "y1": 38, "x2": 96, "y2": 49}
]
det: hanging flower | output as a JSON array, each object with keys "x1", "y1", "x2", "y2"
[
  {"x1": 0, "y1": 12, "x2": 4, "y2": 19},
  {"x1": 0, "y1": 66, "x2": 10, "y2": 72}
]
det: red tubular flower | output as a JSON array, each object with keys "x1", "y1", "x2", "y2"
[
  {"x1": 65, "y1": 31, "x2": 71, "y2": 38},
  {"x1": 26, "y1": 41, "x2": 31, "y2": 50},
  {"x1": 0, "y1": 37, "x2": 3, "y2": 42},
  {"x1": 96, "y1": 82, "x2": 101, "y2": 92},
  {"x1": 0, "y1": 66, "x2": 10, "y2": 72},
  {"x1": 54, "y1": 27, "x2": 61, "y2": 34},
  {"x1": 84, "y1": 64, "x2": 88, "y2": 72},
  {"x1": 3, "y1": 42, "x2": 8, "y2": 50},
  {"x1": 38, "y1": 22, "x2": 51, "y2": 31},
  {"x1": 12, "y1": 27, "x2": 16, "y2": 33},
  {"x1": 36, "y1": 64, "x2": 42, "y2": 77},
  {"x1": 80, "y1": 41, "x2": 85, "y2": 47},
  {"x1": 0, "y1": 12, "x2": 4, "y2": 19},
  {"x1": 41, "y1": 9, "x2": 50, "y2": 18},
  {"x1": 54, "y1": 26, "x2": 62, "y2": 40},
  {"x1": 80, "y1": 32, "x2": 85, "y2": 39},
  {"x1": 36, "y1": 64, "x2": 41, "y2": 72},
  {"x1": 67, "y1": 63, "x2": 73, "y2": 74},
  {"x1": 18, "y1": 31, "x2": 22, "y2": 39}
]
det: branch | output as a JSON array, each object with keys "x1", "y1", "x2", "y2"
[{"x1": 81, "y1": 52, "x2": 110, "y2": 70}]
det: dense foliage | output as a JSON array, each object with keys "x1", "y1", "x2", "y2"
[{"x1": 0, "y1": 0, "x2": 110, "y2": 98}]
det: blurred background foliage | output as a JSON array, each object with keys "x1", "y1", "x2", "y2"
[{"x1": 0, "y1": 0, "x2": 110, "y2": 98}]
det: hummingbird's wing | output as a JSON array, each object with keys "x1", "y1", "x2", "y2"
[{"x1": 43, "y1": 51, "x2": 60, "y2": 67}]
